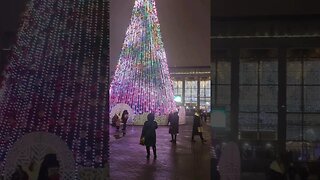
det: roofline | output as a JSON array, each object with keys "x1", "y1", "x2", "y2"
[{"x1": 212, "y1": 14, "x2": 320, "y2": 22}]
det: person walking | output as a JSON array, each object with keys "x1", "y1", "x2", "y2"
[
  {"x1": 267, "y1": 154, "x2": 286, "y2": 180},
  {"x1": 168, "y1": 111, "x2": 179, "y2": 143},
  {"x1": 121, "y1": 110, "x2": 129, "y2": 132},
  {"x1": 141, "y1": 113, "x2": 158, "y2": 159},
  {"x1": 191, "y1": 109, "x2": 206, "y2": 143}
]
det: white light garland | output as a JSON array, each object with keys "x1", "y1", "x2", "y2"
[{"x1": 0, "y1": 0, "x2": 109, "y2": 176}]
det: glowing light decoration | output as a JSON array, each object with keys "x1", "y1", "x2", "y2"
[
  {"x1": 110, "y1": 0, "x2": 176, "y2": 116},
  {"x1": 0, "y1": 0, "x2": 109, "y2": 177},
  {"x1": 174, "y1": 96, "x2": 182, "y2": 103}
]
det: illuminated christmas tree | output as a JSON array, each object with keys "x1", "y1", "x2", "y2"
[
  {"x1": 0, "y1": 0, "x2": 109, "y2": 178},
  {"x1": 110, "y1": 0, "x2": 176, "y2": 117}
]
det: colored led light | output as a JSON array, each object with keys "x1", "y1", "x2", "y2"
[{"x1": 110, "y1": 0, "x2": 176, "y2": 116}]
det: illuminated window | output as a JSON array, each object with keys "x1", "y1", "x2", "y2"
[
  {"x1": 200, "y1": 79, "x2": 211, "y2": 111},
  {"x1": 185, "y1": 80, "x2": 197, "y2": 107},
  {"x1": 172, "y1": 80, "x2": 183, "y2": 98}
]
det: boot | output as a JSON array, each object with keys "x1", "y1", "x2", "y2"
[
  {"x1": 146, "y1": 146, "x2": 150, "y2": 159},
  {"x1": 152, "y1": 146, "x2": 157, "y2": 159}
]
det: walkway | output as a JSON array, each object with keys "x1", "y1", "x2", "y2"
[{"x1": 109, "y1": 117, "x2": 212, "y2": 180}]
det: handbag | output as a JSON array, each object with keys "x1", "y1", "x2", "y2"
[
  {"x1": 139, "y1": 137, "x2": 145, "y2": 145},
  {"x1": 197, "y1": 126, "x2": 203, "y2": 133}
]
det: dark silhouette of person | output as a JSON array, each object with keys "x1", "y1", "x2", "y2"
[
  {"x1": 11, "y1": 165, "x2": 28, "y2": 180},
  {"x1": 298, "y1": 163, "x2": 309, "y2": 180},
  {"x1": 121, "y1": 110, "x2": 129, "y2": 132},
  {"x1": 287, "y1": 163, "x2": 296, "y2": 180},
  {"x1": 267, "y1": 154, "x2": 286, "y2": 180},
  {"x1": 141, "y1": 113, "x2": 158, "y2": 159},
  {"x1": 111, "y1": 114, "x2": 117, "y2": 127},
  {"x1": 168, "y1": 111, "x2": 179, "y2": 143},
  {"x1": 112, "y1": 113, "x2": 121, "y2": 131},
  {"x1": 201, "y1": 110, "x2": 207, "y2": 122},
  {"x1": 192, "y1": 110, "x2": 206, "y2": 143},
  {"x1": 37, "y1": 154, "x2": 60, "y2": 180}
]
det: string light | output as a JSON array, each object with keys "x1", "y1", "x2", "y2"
[
  {"x1": 0, "y1": 0, "x2": 109, "y2": 176},
  {"x1": 110, "y1": 0, "x2": 176, "y2": 117}
]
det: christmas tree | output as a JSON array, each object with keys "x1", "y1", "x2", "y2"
[
  {"x1": 0, "y1": 0, "x2": 109, "y2": 178},
  {"x1": 110, "y1": 0, "x2": 176, "y2": 117}
]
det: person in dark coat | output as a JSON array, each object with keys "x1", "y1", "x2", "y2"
[
  {"x1": 168, "y1": 111, "x2": 179, "y2": 143},
  {"x1": 192, "y1": 110, "x2": 206, "y2": 143},
  {"x1": 141, "y1": 113, "x2": 158, "y2": 159},
  {"x1": 37, "y1": 154, "x2": 60, "y2": 180},
  {"x1": 121, "y1": 110, "x2": 129, "y2": 132},
  {"x1": 111, "y1": 113, "x2": 119, "y2": 128},
  {"x1": 267, "y1": 155, "x2": 286, "y2": 180}
]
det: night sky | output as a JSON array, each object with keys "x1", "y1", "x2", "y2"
[{"x1": 0, "y1": 0, "x2": 28, "y2": 32}]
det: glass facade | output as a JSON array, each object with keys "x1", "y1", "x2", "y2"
[
  {"x1": 212, "y1": 48, "x2": 320, "y2": 162},
  {"x1": 212, "y1": 50, "x2": 231, "y2": 128},
  {"x1": 239, "y1": 49, "x2": 278, "y2": 140},
  {"x1": 211, "y1": 51, "x2": 231, "y2": 110},
  {"x1": 286, "y1": 49, "x2": 320, "y2": 161},
  {"x1": 200, "y1": 79, "x2": 211, "y2": 111},
  {"x1": 172, "y1": 80, "x2": 183, "y2": 104},
  {"x1": 185, "y1": 80, "x2": 198, "y2": 107},
  {"x1": 172, "y1": 76, "x2": 211, "y2": 111}
]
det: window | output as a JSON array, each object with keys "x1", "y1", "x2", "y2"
[
  {"x1": 212, "y1": 50, "x2": 231, "y2": 128},
  {"x1": 172, "y1": 80, "x2": 183, "y2": 98},
  {"x1": 239, "y1": 49, "x2": 278, "y2": 139},
  {"x1": 200, "y1": 79, "x2": 211, "y2": 111},
  {"x1": 185, "y1": 80, "x2": 197, "y2": 107},
  {"x1": 287, "y1": 49, "x2": 320, "y2": 142}
]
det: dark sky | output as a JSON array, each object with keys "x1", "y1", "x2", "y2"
[
  {"x1": 110, "y1": 0, "x2": 210, "y2": 72},
  {"x1": 0, "y1": 0, "x2": 28, "y2": 32}
]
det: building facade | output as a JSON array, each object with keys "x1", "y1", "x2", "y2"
[
  {"x1": 212, "y1": 15, "x2": 320, "y2": 171},
  {"x1": 170, "y1": 66, "x2": 211, "y2": 113}
]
